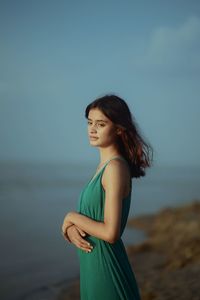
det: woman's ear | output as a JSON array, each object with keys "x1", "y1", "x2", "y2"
[{"x1": 116, "y1": 128, "x2": 122, "y2": 135}]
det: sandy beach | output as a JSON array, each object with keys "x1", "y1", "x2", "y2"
[{"x1": 57, "y1": 200, "x2": 200, "y2": 300}]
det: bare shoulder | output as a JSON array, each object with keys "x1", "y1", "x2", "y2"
[{"x1": 102, "y1": 159, "x2": 131, "y2": 195}]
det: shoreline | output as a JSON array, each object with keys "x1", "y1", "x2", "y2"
[
  {"x1": 126, "y1": 199, "x2": 200, "y2": 299},
  {"x1": 57, "y1": 200, "x2": 200, "y2": 300}
]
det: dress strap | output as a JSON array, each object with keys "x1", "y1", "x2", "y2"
[
  {"x1": 102, "y1": 156, "x2": 131, "y2": 173},
  {"x1": 103, "y1": 155, "x2": 128, "y2": 166},
  {"x1": 88, "y1": 156, "x2": 127, "y2": 185}
]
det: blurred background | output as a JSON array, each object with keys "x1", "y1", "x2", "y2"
[{"x1": 0, "y1": 1, "x2": 200, "y2": 299}]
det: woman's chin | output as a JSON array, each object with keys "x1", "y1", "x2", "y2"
[
  {"x1": 89, "y1": 141, "x2": 98, "y2": 146},
  {"x1": 89, "y1": 139, "x2": 100, "y2": 146}
]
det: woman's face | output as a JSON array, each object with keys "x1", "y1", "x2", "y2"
[{"x1": 87, "y1": 108, "x2": 118, "y2": 148}]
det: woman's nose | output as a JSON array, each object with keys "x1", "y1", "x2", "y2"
[{"x1": 90, "y1": 123, "x2": 97, "y2": 131}]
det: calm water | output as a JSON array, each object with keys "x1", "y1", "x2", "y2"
[{"x1": 0, "y1": 162, "x2": 200, "y2": 300}]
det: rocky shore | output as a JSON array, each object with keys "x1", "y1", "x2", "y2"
[{"x1": 57, "y1": 200, "x2": 200, "y2": 300}]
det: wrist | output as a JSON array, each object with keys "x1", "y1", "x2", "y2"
[
  {"x1": 66, "y1": 223, "x2": 74, "y2": 231},
  {"x1": 65, "y1": 224, "x2": 74, "y2": 243},
  {"x1": 67, "y1": 211, "x2": 77, "y2": 222}
]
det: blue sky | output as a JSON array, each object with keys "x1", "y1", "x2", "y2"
[{"x1": 0, "y1": 0, "x2": 200, "y2": 166}]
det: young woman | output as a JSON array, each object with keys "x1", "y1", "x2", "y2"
[{"x1": 61, "y1": 94, "x2": 153, "y2": 299}]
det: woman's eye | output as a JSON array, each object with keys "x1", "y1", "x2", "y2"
[{"x1": 87, "y1": 121, "x2": 105, "y2": 127}]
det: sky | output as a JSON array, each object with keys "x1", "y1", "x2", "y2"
[{"x1": 0, "y1": 0, "x2": 200, "y2": 166}]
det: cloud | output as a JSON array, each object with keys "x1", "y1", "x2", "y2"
[{"x1": 135, "y1": 16, "x2": 200, "y2": 75}]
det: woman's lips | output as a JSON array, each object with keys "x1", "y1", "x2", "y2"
[{"x1": 89, "y1": 136, "x2": 99, "y2": 140}]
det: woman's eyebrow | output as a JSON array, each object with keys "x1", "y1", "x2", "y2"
[{"x1": 88, "y1": 118, "x2": 108, "y2": 122}]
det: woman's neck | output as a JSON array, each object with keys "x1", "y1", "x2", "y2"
[{"x1": 99, "y1": 145, "x2": 121, "y2": 164}]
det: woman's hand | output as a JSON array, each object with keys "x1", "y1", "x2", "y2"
[
  {"x1": 61, "y1": 212, "x2": 74, "y2": 235},
  {"x1": 65, "y1": 225, "x2": 93, "y2": 253},
  {"x1": 61, "y1": 212, "x2": 94, "y2": 253}
]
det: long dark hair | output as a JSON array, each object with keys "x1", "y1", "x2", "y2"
[{"x1": 85, "y1": 94, "x2": 154, "y2": 178}]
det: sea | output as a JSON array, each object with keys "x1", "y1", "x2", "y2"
[{"x1": 0, "y1": 162, "x2": 200, "y2": 300}]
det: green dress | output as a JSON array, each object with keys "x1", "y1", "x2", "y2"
[{"x1": 76, "y1": 156, "x2": 141, "y2": 300}]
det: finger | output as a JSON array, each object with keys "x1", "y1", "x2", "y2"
[
  {"x1": 74, "y1": 228, "x2": 90, "y2": 245},
  {"x1": 73, "y1": 229, "x2": 89, "y2": 244},
  {"x1": 74, "y1": 235, "x2": 92, "y2": 248},
  {"x1": 69, "y1": 238, "x2": 90, "y2": 252},
  {"x1": 78, "y1": 240, "x2": 94, "y2": 251},
  {"x1": 74, "y1": 239, "x2": 93, "y2": 252},
  {"x1": 79, "y1": 244, "x2": 92, "y2": 253},
  {"x1": 76, "y1": 228, "x2": 86, "y2": 237},
  {"x1": 62, "y1": 229, "x2": 92, "y2": 252},
  {"x1": 81, "y1": 239, "x2": 92, "y2": 249}
]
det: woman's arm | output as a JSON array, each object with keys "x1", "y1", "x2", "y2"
[
  {"x1": 63, "y1": 160, "x2": 128, "y2": 243},
  {"x1": 65, "y1": 211, "x2": 108, "y2": 240}
]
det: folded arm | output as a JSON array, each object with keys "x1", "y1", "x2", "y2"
[
  {"x1": 66, "y1": 212, "x2": 109, "y2": 241},
  {"x1": 64, "y1": 160, "x2": 128, "y2": 244}
]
